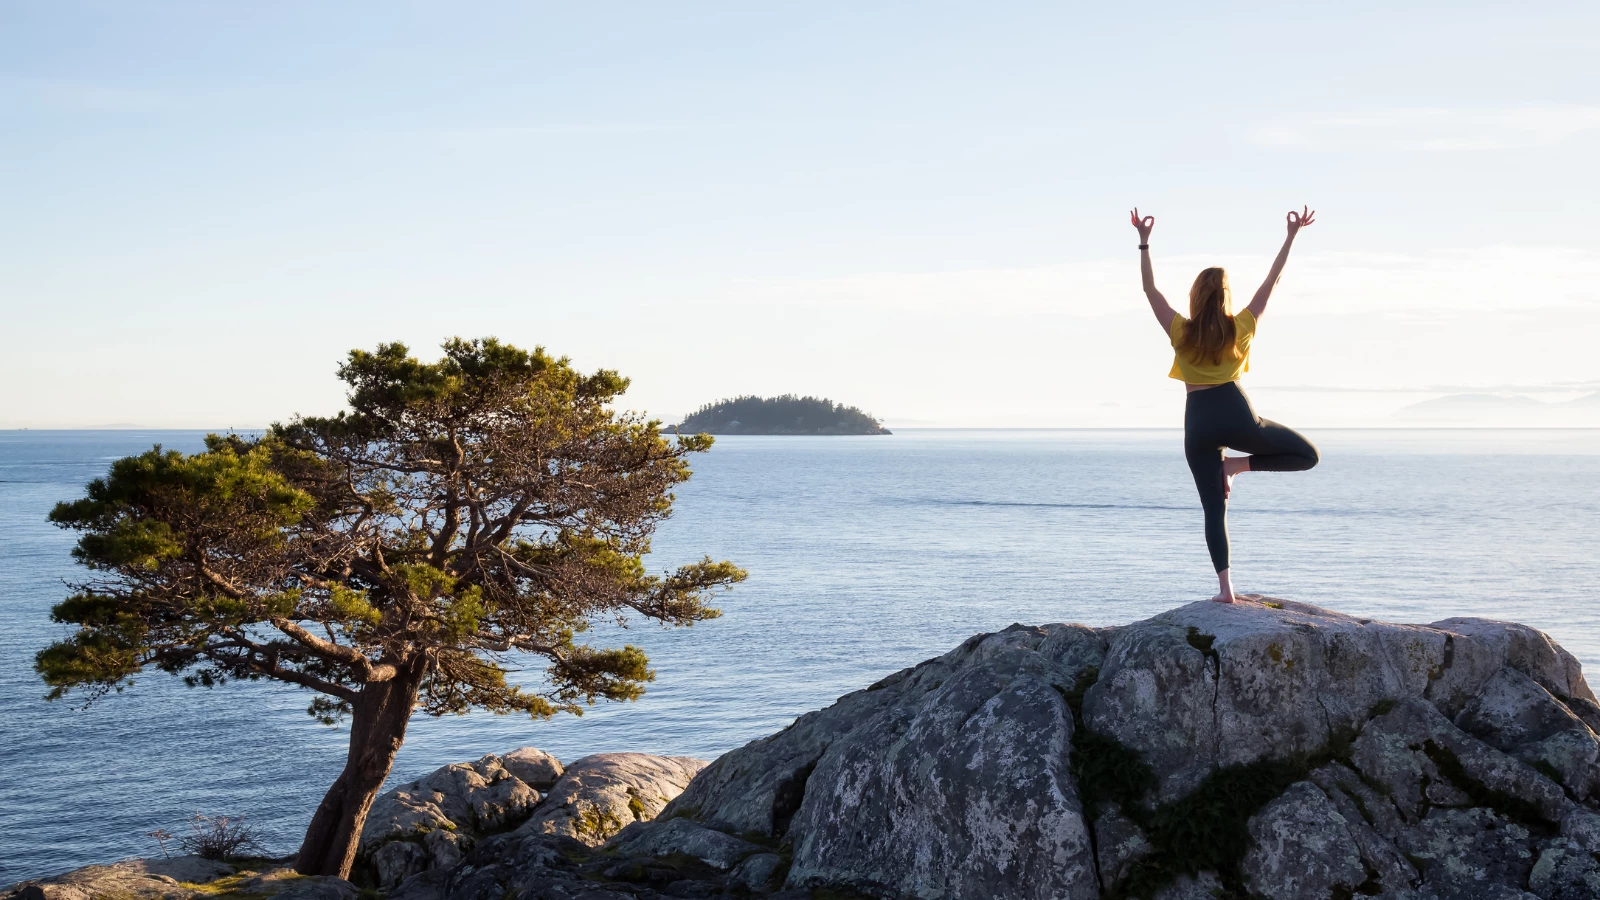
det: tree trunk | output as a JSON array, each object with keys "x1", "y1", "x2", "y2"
[{"x1": 294, "y1": 661, "x2": 425, "y2": 878}]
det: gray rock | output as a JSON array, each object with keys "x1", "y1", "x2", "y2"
[
  {"x1": 783, "y1": 628, "x2": 1101, "y2": 899},
  {"x1": 656, "y1": 601, "x2": 1600, "y2": 900},
  {"x1": 1398, "y1": 807, "x2": 1539, "y2": 893},
  {"x1": 419, "y1": 829, "x2": 468, "y2": 871},
  {"x1": 1456, "y1": 667, "x2": 1600, "y2": 800},
  {"x1": 260, "y1": 876, "x2": 358, "y2": 900},
  {"x1": 500, "y1": 747, "x2": 564, "y2": 790},
  {"x1": 1351, "y1": 697, "x2": 1573, "y2": 825},
  {"x1": 1520, "y1": 729, "x2": 1600, "y2": 802},
  {"x1": 1082, "y1": 619, "x2": 1217, "y2": 804},
  {"x1": 1094, "y1": 806, "x2": 1153, "y2": 891},
  {"x1": 1428, "y1": 618, "x2": 1594, "y2": 711},
  {"x1": 1082, "y1": 602, "x2": 1600, "y2": 804},
  {"x1": 1242, "y1": 781, "x2": 1366, "y2": 898},
  {"x1": 27, "y1": 600, "x2": 1600, "y2": 900},
  {"x1": 605, "y1": 818, "x2": 761, "y2": 870},
  {"x1": 1560, "y1": 806, "x2": 1600, "y2": 851},
  {"x1": 1309, "y1": 760, "x2": 1409, "y2": 838},
  {"x1": 1426, "y1": 778, "x2": 1475, "y2": 807},
  {"x1": 1458, "y1": 667, "x2": 1593, "y2": 751},
  {"x1": 372, "y1": 840, "x2": 429, "y2": 888},
  {"x1": 1307, "y1": 764, "x2": 1420, "y2": 893},
  {"x1": 1419, "y1": 887, "x2": 1541, "y2": 900},
  {"x1": 1149, "y1": 871, "x2": 1225, "y2": 900},
  {"x1": 1562, "y1": 695, "x2": 1600, "y2": 735},
  {"x1": 1349, "y1": 701, "x2": 1439, "y2": 822},
  {"x1": 129, "y1": 858, "x2": 236, "y2": 884},
  {"x1": 3, "y1": 857, "x2": 235, "y2": 900},
  {"x1": 729, "y1": 852, "x2": 782, "y2": 890},
  {"x1": 387, "y1": 869, "x2": 448, "y2": 900},
  {"x1": 463, "y1": 831, "x2": 663, "y2": 900},
  {"x1": 660, "y1": 672, "x2": 915, "y2": 838},
  {"x1": 516, "y1": 752, "x2": 707, "y2": 846},
  {"x1": 3, "y1": 863, "x2": 354, "y2": 900},
  {"x1": 360, "y1": 753, "x2": 539, "y2": 850},
  {"x1": 1530, "y1": 840, "x2": 1600, "y2": 899}
]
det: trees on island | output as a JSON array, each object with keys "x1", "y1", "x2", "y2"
[
  {"x1": 36, "y1": 338, "x2": 745, "y2": 878},
  {"x1": 677, "y1": 394, "x2": 889, "y2": 435}
]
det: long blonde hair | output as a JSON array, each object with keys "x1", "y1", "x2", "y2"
[{"x1": 1178, "y1": 267, "x2": 1238, "y2": 366}]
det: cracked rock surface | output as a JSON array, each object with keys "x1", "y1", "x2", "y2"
[{"x1": 647, "y1": 599, "x2": 1600, "y2": 898}]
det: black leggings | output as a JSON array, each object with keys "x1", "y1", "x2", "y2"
[{"x1": 1185, "y1": 382, "x2": 1319, "y2": 572}]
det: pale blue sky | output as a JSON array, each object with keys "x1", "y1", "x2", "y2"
[{"x1": 3, "y1": 2, "x2": 1598, "y2": 427}]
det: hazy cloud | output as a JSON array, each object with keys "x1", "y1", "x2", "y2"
[
  {"x1": 1252, "y1": 108, "x2": 1600, "y2": 151},
  {"x1": 739, "y1": 247, "x2": 1600, "y2": 317}
]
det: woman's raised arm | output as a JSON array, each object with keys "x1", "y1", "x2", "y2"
[
  {"x1": 1246, "y1": 206, "x2": 1315, "y2": 320},
  {"x1": 1132, "y1": 208, "x2": 1177, "y2": 332}
]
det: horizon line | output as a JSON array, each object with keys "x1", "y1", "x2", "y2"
[{"x1": 6, "y1": 425, "x2": 1600, "y2": 434}]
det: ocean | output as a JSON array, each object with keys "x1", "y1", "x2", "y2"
[{"x1": 3, "y1": 428, "x2": 1598, "y2": 882}]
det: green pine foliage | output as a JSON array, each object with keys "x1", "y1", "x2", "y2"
[
  {"x1": 37, "y1": 337, "x2": 746, "y2": 876},
  {"x1": 676, "y1": 395, "x2": 889, "y2": 435}
]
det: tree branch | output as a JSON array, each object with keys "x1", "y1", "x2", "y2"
[{"x1": 271, "y1": 619, "x2": 397, "y2": 683}]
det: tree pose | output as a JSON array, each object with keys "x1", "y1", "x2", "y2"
[
  {"x1": 37, "y1": 338, "x2": 745, "y2": 877},
  {"x1": 1132, "y1": 208, "x2": 1320, "y2": 603}
]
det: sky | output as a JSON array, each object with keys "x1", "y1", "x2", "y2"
[{"x1": 2, "y1": 1, "x2": 1598, "y2": 428}]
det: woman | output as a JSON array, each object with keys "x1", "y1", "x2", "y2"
[{"x1": 1132, "y1": 206, "x2": 1320, "y2": 603}]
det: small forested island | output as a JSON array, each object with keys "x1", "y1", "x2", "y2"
[{"x1": 674, "y1": 394, "x2": 890, "y2": 435}]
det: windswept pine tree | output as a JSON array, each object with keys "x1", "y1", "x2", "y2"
[
  {"x1": 37, "y1": 338, "x2": 745, "y2": 878},
  {"x1": 676, "y1": 395, "x2": 890, "y2": 435}
]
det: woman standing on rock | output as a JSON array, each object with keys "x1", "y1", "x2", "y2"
[{"x1": 1132, "y1": 207, "x2": 1320, "y2": 603}]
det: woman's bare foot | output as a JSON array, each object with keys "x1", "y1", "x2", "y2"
[
  {"x1": 1212, "y1": 568, "x2": 1237, "y2": 603},
  {"x1": 1221, "y1": 455, "x2": 1250, "y2": 500}
]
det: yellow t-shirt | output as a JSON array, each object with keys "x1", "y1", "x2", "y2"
[{"x1": 1168, "y1": 309, "x2": 1256, "y2": 384}]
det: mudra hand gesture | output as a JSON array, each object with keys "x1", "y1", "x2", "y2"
[
  {"x1": 1287, "y1": 206, "x2": 1316, "y2": 235},
  {"x1": 1130, "y1": 208, "x2": 1154, "y2": 243}
]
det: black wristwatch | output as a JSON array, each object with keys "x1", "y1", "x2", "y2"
[{"x1": 1138, "y1": 244, "x2": 1149, "y2": 250}]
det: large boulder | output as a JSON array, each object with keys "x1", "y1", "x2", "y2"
[
  {"x1": 499, "y1": 747, "x2": 564, "y2": 790},
  {"x1": 360, "y1": 752, "x2": 540, "y2": 853},
  {"x1": 607, "y1": 818, "x2": 763, "y2": 870},
  {"x1": 514, "y1": 752, "x2": 707, "y2": 846},
  {"x1": 784, "y1": 661, "x2": 1097, "y2": 899},
  {"x1": 1241, "y1": 781, "x2": 1366, "y2": 898},
  {"x1": 653, "y1": 599, "x2": 1600, "y2": 898},
  {"x1": 352, "y1": 746, "x2": 702, "y2": 894}
]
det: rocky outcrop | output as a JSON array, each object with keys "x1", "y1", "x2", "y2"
[
  {"x1": 499, "y1": 747, "x2": 563, "y2": 791},
  {"x1": 5, "y1": 857, "x2": 356, "y2": 900},
  {"x1": 8, "y1": 745, "x2": 704, "y2": 900},
  {"x1": 513, "y1": 753, "x2": 707, "y2": 846},
  {"x1": 19, "y1": 599, "x2": 1600, "y2": 900},
  {"x1": 361, "y1": 753, "x2": 542, "y2": 853},
  {"x1": 629, "y1": 599, "x2": 1600, "y2": 899},
  {"x1": 357, "y1": 748, "x2": 704, "y2": 893}
]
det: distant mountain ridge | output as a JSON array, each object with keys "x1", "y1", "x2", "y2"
[
  {"x1": 1395, "y1": 391, "x2": 1600, "y2": 425},
  {"x1": 673, "y1": 395, "x2": 890, "y2": 435}
]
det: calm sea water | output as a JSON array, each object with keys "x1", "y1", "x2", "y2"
[{"x1": 3, "y1": 428, "x2": 1599, "y2": 881}]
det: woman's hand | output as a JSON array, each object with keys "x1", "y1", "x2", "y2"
[
  {"x1": 1250, "y1": 206, "x2": 1314, "y2": 318},
  {"x1": 1130, "y1": 208, "x2": 1154, "y2": 243},
  {"x1": 1286, "y1": 206, "x2": 1316, "y2": 236}
]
